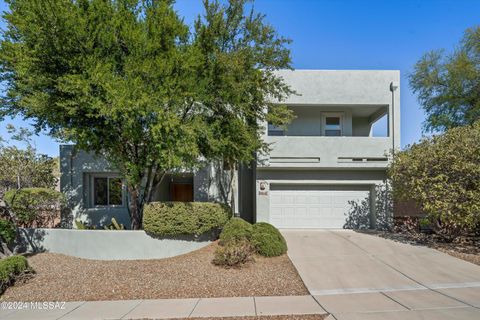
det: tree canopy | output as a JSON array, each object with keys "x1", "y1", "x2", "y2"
[
  {"x1": 409, "y1": 26, "x2": 480, "y2": 132},
  {"x1": 0, "y1": 0, "x2": 294, "y2": 229}
]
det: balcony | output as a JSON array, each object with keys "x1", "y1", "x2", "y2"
[{"x1": 260, "y1": 136, "x2": 392, "y2": 169}]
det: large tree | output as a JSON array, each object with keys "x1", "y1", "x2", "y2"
[
  {"x1": 409, "y1": 26, "x2": 480, "y2": 132},
  {"x1": 0, "y1": 0, "x2": 293, "y2": 229}
]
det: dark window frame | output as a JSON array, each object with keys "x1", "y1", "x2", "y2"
[{"x1": 91, "y1": 175, "x2": 125, "y2": 208}]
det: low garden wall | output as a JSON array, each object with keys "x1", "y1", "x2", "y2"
[{"x1": 15, "y1": 228, "x2": 212, "y2": 260}]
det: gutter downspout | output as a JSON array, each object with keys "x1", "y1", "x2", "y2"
[{"x1": 390, "y1": 82, "x2": 399, "y2": 152}]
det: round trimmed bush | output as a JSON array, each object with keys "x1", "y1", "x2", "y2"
[
  {"x1": 218, "y1": 218, "x2": 253, "y2": 245},
  {"x1": 251, "y1": 222, "x2": 287, "y2": 257}
]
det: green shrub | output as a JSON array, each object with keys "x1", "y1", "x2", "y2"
[
  {"x1": 143, "y1": 202, "x2": 230, "y2": 237},
  {"x1": 0, "y1": 255, "x2": 31, "y2": 293},
  {"x1": 4, "y1": 188, "x2": 65, "y2": 227},
  {"x1": 389, "y1": 122, "x2": 480, "y2": 239},
  {"x1": 0, "y1": 219, "x2": 16, "y2": 244},
  {"x1": 251, "y1": 222, "x2": 287, "y2": 257},
  {"x1": 212, "y1": 239, "x2": 254, "y2": 267},
  {"x1": 218, "y1": 218, "x2": 253, "y2": 245}
]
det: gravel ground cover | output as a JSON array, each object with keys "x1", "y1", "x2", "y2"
[
  {"x1": 1, "y1": 242, "x2": 308, "y2": 301},
  {"x1": 372, "y1": 231, "x2": 480, "y2": 266}
]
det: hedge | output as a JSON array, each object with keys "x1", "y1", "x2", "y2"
[
  {"x1": 218, "y1": 217, "x2": 253, "y2": 245},
  {"x1": 143, "y1": 202, "x2": 231, "y2": 237},
  {"x1": 0, "y1": 255, "x2": 30, "y2": 294},
  {"x1": 4, "y1": 188, "x2": 65, "y2": 227},
  {"x1": 0, "y1": 219, "x2": 16, "y2": 244},
  {"x1": 251, "y1": 222, "x2": 287, "y2": 257}
]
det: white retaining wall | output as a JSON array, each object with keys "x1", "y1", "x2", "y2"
[{"x1": 16, "y1": 228, "x2": 211, "y2": 260}]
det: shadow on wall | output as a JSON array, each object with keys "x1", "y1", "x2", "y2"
[
  {"x1": 195, "y1": 160, "x2": 234, "y2": 207},
  {"x1": 344, "y1": 182, "x2": 393, "y2": 231},
  {"x1": 15, "y1": 228, "x2": 47, "y2": 253}
]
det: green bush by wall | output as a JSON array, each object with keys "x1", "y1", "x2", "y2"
[
  {"x1": 251, "y1": 222, "x2": 287, "y2": 257},
  {"x1": 4, "y1": 188, "x2": 65, "y2": 226},
  {"x1": 218, "y1": 217, "x2": 253, "y2": 245},
  {"x1": 0, "y1": 219, "x2": 16, "y2": 244},
  {"x1": 0, "y1": 255, "x2": 31, "y2": 293},
  {"x1": 143, "y1": 202, "x2": 231, "y2": 237}
]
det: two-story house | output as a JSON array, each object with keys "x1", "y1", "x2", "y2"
[
  {"x1": 60, "y1": 69, "x2": 400, "y2": 229},
  {"x1": 253, "y1": 70, "x2": 399, "y2": 229}
]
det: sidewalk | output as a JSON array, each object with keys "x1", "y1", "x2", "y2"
[
  {"x1": 2, "y1": 288, "x2": 480, "y2": 319},
  {"x1": 0, "y1": 295, "x2": 327, "y2": 320}
]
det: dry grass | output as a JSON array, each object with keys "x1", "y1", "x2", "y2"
[{"x1": 1, "y1": 242, "x2": 308, "y2": 301}]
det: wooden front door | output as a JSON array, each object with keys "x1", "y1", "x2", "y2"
[{"x1": 171, "y1": 183, "x2": 193, "y2": 202}]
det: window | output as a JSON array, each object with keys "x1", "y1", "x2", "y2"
[
  {"x1": 268, "y1": 123, "x2": 285, "y2": 136},
  {"x1": 92, "y1": 176, "x2": 124, "y2": 207},
  {"x1": 323, "y1": 113, "x2": 343, "y2": 136}
]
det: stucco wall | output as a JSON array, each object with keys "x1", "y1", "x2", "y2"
[
  {"x1": 264, "y1": 70, "x2": 401, "y2": 159},
  {"x1": 16, "y1": 228, "x2": 211, "y2": 260},
  {"x1": 60, "y1": 145, "x2": 131, "y2": 228}
]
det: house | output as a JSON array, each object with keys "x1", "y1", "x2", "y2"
[{"x1": 60, "y1": 69, "x2": 400, "y2": 229}]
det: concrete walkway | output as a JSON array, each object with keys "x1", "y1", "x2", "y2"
[
  {"x1": 284, "y1": 229, "x2": 480, "y2": 319},
  {"x1": 0, "y1": 295, "x2": 326, "y2": 319}
]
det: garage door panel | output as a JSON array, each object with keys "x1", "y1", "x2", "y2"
[{"x1": 269, "y1": 186, "x2": 370, "y2": 228}]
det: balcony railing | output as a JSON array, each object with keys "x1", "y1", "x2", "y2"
[{"x1": 260, "y1": 136, "x2": 392, "y2": 168}]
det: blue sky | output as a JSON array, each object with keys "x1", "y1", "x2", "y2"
[{"x1": 1, "y1": 0, "x2": 479, "y2": 156}]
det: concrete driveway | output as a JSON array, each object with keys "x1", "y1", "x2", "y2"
[{"x1": 283, "y1": 229, "x2": 480, "y2": 320}]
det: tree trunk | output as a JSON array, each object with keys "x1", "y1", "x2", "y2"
[
  {"x1": 128, "y1": 185, "x2": 143, "y2": 230},
  {"x1": 230, "y1": 164, "x2": 237, "y2": 217}
]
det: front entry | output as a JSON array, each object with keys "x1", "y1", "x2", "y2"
[{"x1": 171, "y1": 183, "x2": 193, "y2": 202}]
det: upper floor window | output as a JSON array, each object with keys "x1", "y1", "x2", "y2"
[
  {"x1": 323, "y1": 113, "x2": 343, "y2": 136},
  {"x1": 268, "y1": 123, "x2": 285, "y2": 136},
  {"x1": 92, "y1": 175, "x2": 124, "y2": 207}
]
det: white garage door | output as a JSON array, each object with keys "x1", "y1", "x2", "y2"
[{"x1": 269, "y1": 186, "x2": 370, "y2": 228}]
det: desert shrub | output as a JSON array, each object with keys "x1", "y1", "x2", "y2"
[
  {"x1": 4, "y1": 188, "x2": 64, "y2": 227},
  {"x1": 388, "y1": 122, "x2": 480, "y2": 240},
  {"x1": 0, "y1": 255, "x2": 31, "y2": 293},
  {"x1": 0, "y1": 219, "x2": 16, "y2": 244},
  {"x1": 218, "y1": 217, "x2": 253, "y2": 245},
  {"x1": 251, "y1": 222, "x2": 287, "y2": 257},
  {"x1": 143, "y1": 202, "x2": 230, "y2": 237},
  {"x1": 212, "y1": 239, "x2": 255, "y2": 267}
]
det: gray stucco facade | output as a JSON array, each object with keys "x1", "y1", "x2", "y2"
[
  {"x1": 60, "y1": 69, "x2": 400, "y2": 229},
  {"x1": 254, "y1": 70, "x2": 400, "y2": 228},
  {"x1": 60, "y1": 146, "x2": 237, "y2": 228}
]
